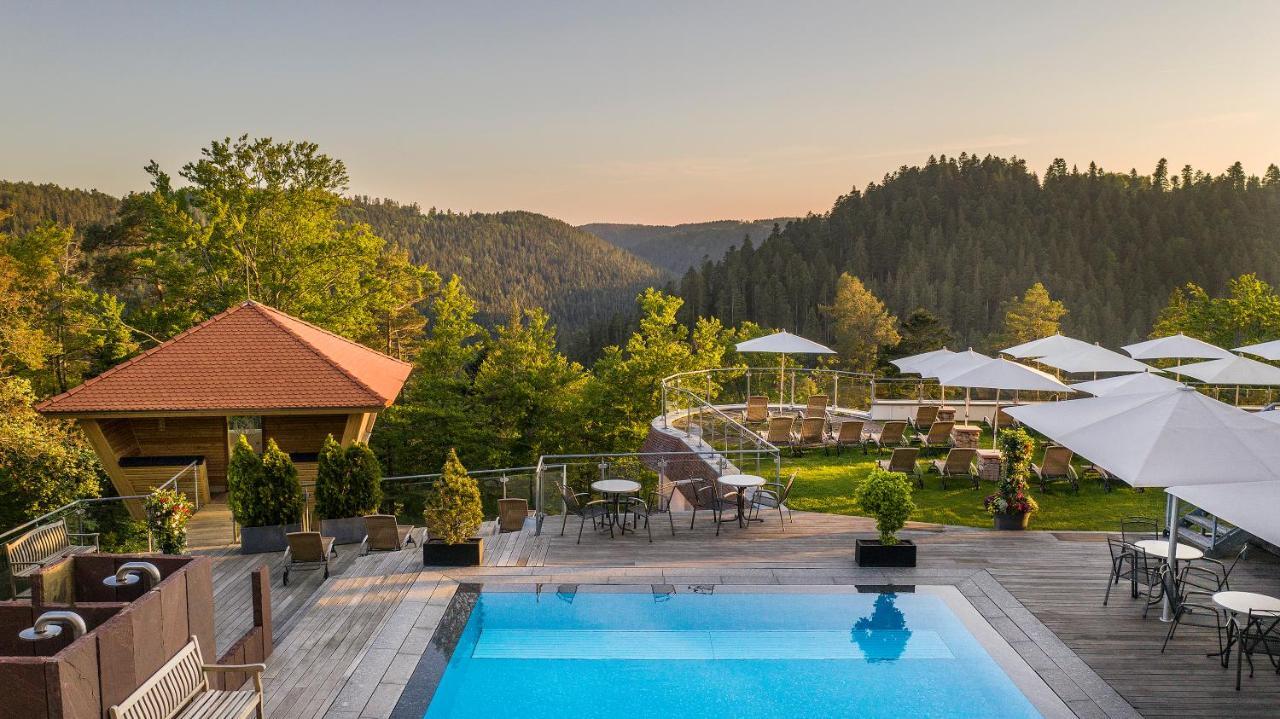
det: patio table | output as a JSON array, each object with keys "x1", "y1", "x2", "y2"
[
  {"x1": 717, "y1": 474, "x2": 765, "y2": 528},
  {"x1": 1134, "y1": 540, "x2": 1204, "y2": 611},
  {"x1": 1212, "y1": 591, "x2": 1280, "y2": 687},
  {"x1": 592, "y1": 479, "x2": 641, "y2": 535}
]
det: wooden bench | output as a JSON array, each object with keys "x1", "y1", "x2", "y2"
[
  {"x1": 109, "y1": 635, "x2": 265, "y2": 719},
  {"x1": 5, "y1": 518, "x2": 99, "y2": 596}
]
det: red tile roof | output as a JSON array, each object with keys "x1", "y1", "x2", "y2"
[{"x1": 37, "y1": 302, "x2": 413, "y2": 415}]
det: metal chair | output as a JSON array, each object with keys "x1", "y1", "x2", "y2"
[
  {"x1": 1158, "y1": 564, "x2": 1225, "y2": 655},
  {"x1": 1120, "y1": 516, "x2": 1160, "y2": 544},
  {"x1": 558, "y1": 481, "x2": 612, "y2": 544},
  {"x1": 1103, "y1": 537, "x2": 1136, "y2": 606},
  {"x1": 1231, "y1": 608, "x2": 1280, "y2": 690},
  {"x1": 640, "y1": 478, "x2": 702, "y2": 537},
  {"x1": 623, "y1": 497, "x2": 655, "y2": 543},
  {"x1": 750, "y1": 472, "x2": 796, "y2": 527},
  {"x1": 690, "y1": 479, "x2": 737, "y2": 536},
  {"x1": 1189, "y1": 545, "x2": 1247, "y2": 593}
]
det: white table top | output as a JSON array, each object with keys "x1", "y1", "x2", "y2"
[
  {"x1": 717, "y1": 474, "x2": 766, "y2": 489},
  {"x1": 1213, "y1": 591, "x2": 1280, "y2": 615},
  {"x1": 1134, "y1": 539, "x2": 1204, "y2": 561},
  {"x1": 592, "y1": 479, "x2": 640, "y2": 494}
]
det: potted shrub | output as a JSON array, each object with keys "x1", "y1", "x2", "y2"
[
  {"x1": 854, "y1": 468, "x2": 918, "y2": 567},
  {"x1": 985, "y1": 428, "x2": 1040, "y2": 530},
  {"x1": 229, "y1": 435, "x2": 304, "y2": 553},
  {"x1": 144, "y1": 487, "x2": 194, "y2": 554},
  {"x1": 315, "y1": 435, "x2": 384, "y2": 544},
  {"x1": 423, "y1": 448, "x2": 484, "y2": 566}
]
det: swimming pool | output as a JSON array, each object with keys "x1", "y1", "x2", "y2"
[{"x1": 416, "y1": 586, "x2": 1059, "y2": 718}]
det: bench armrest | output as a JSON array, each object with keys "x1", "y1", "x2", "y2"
[
  {"x1": 202, "y1": 663, "x2": 266, "y2": 674},
  {"x1": 68, "y1": 532, "x2": 100, "y2": 547}
]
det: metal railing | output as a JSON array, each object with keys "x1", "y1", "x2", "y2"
[
  {"x1": 534, "y1": 447, "x2": 781, "y2": 536},
  {"x1": 377, "y1": 464, "x2": 568, "y2": 533},
  {"x1": 664, "y1": 386, "x2": 778, "y2": 455},
  {"x1": 661, "y1": 366, "x2": 876, "y2": 423},
  {"x1": 0, "y1": 461, "x2": 203, "y2": 599}
]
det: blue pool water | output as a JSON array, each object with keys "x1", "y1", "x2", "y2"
[{"x1": 423, "y1": 590, "x2": 1043, "y2": 718}]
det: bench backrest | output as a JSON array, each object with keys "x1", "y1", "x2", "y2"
[
  {"x1": 109, "y1": 636, "x2": 207, "y2": 719},
  {"x1": 5, "y1": 519, "x2": 71, "y2": 566}
]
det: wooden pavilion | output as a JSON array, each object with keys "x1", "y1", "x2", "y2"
[{"x1": 36, "y1": 301, "x2": 413, "y2": 510}]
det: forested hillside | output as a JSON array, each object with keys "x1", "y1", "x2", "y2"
[
  {"x1": 345, "y1": 198, "x2": 667, "y2": 352},
  {"x1": 677, "y1": 155, "x2": 1280, "y2": 349},
  {"x1": 0, "y1": 181, "x2": 118, "y2": 235},
  {"x1": 582, "y1": 218, "x2": 792, "y2": 274}
]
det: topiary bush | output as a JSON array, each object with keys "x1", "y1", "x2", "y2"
[
  {"x1": 227, "y1": 434, "x2": 264, "y2": 526},
  {"x1": 315, "y1": 435, "x2": 385, "y2": 519},
  {"x1": 424, "y1": 448, "x2": 483, "y2": 545},
  {"x1": 228, "y1": 435, "x2": 304, "y2": 527},
  {"x1": 855, "y1": 468, "x2": 916, "y2": 545},
  {"x1": 260, "y1": 439, "x2": 304, "y2": 526}
]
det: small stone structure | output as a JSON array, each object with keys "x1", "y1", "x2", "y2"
[
  {"x1": 976, "y1": 449, "x2": 1002, "y2": 483},
  {"x1": 951, "y1": 425, "x2": 981, "y2": 449}
]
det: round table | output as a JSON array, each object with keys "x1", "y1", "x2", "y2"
[
  {"x1": 592, "y1": 479, "x2": 641, "y2": 534},
  {"x1": 1212, "y1": 591, "x2": 1280, "y2": 681},
  {"x1": 1135, "y1": 539, "x2": 1204, "y2": 561},
  {"x1": 717, "y1": 474, "x2": 766, "y2": 528}
]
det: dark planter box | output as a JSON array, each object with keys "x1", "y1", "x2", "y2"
[
  {"x1": 239, "y1": 523, "x2": 301, "y2": 554},
  {"x1": 855, "y1": 538, "x2": 917, "y2": 567},
  {"x1": 993, "y1": 512, "x2": 1030, "y2": 530},
  {"x1": 423, "y1": 537, "x2": 484, "y2": 567},
  {"x1": 319, "y1": 516, "x2": 368, "y2": 545}
]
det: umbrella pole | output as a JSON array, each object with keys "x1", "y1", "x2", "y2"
[
  {"x1": 992, "y1": 388, "x2": 999, "y2": 448},
  {"x1": 1163, "y1": 492, "x2": 1178, "y2": 622},
  {"x1": 965, "y1": 388, "x2": 971, "y2": 425}
]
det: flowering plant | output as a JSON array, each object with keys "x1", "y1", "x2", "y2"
[
  {"x1": 984, "y1": 428, "x2": 1040, "y2": 517},
  {"x1": 145, "y1": 487, "x2": 194, "y2": 554}
]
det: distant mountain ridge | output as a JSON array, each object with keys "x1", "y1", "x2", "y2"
[
  {"x1": 343, "y1": 198, "x2": 667, "y2": 350},
  {"x1": 581, "y1": 218, "x2": 795, "y2": 274}
]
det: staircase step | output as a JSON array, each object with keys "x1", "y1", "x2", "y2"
[
  {"x1": 1182, "y1": 513, "x2": 1227, "y2": 535},
  {"x1": 1176, "y1": 527, "x2": 1216, "y2": 551}
]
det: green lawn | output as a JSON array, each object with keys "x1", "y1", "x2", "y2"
[{"x1": 780, "y1": 426, "x2": 1165, "y2": 531}]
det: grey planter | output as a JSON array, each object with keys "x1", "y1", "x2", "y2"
[
  {"x1": 239, "y1": 523, "x2": 301, "y2": 554},
  {"x1": 319, "y1": 516, "x2": 368, "y2": 545}
]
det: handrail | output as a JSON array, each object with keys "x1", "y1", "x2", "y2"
[
  {"x1": 660, "y1": 366, "x2": 876, "y2": 421},
  {"x1": 664, "y1": 385, "x2": 778, "y2": 454}
]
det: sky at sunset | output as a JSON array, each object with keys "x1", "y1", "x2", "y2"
[{"x1": 3, "y1": 2, "x2": 1278, "y2": 225}]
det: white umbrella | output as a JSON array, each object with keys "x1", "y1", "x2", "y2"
[
  {"x1": 1001, "y1": 333, "x2": 1094, "y2": 359},
  {"x1": 1005, "y1": 387, "x2": 1280, "y2": 618},
  {"x1": 891, "y1": 348, "x2": 953, "y2": 375},
  {"x1": 1168, "y1": 481, "x2": 1280, "y2": 549},
  {"x1": 935, "y1": 358, "x2": 1074, "y2": 445},
  {"x1": 1070, "y1": 372, "x2": 1184, "y2": 397},
  {"x1": 1176, "y1": 355, "x2": 1280, "y2": 385},
  {"x1": 1255, "y1": 408, "x2": 1280, "y2": 424},
  {"x1": 1122, "y1": 333, "x2": 1233, "y2": 360},
  {"x1": 1034, "y1": 343, "x2": 1159, "y2": 376},
  {"x1": 734, "y1": 331, "x2": 835, "y2": 409},
  {"x1": 914, "y1": 349, "x2": 991, "y2": 414},
  {"x1": 1233, "y1": 339, "x2": 1280, "y2": 361},
  {"x1": 1176, "y1": 355, "x2": 1280, "y2": 406}
]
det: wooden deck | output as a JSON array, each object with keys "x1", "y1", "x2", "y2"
[{"x1": 202, "y1": 510, "x2": 1280, "y2": 719}]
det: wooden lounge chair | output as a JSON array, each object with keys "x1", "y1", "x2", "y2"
[
  {"x1": 741, "y1": 395, "x2": 769, "y2": 425},
  {"x1": 764, "y1": 416, "x2": 797, "y2": 452},
  {"x1": 914, "y1": 420, "x2": 955, "y2": 452},
  {"x1": 360, "y1": 514, "x2": 416, "y2": 555},
  {"x1": 830, "y1": 420, "x2": 866, "y2": 454},
  {"x1": 867, "y1": 420, "x2": 907, "y2": 453},
  {"x1": 802, "y1": 394, "x2": 829, "y2": 420},
  {"x1": 909, "y1": 404, "x2": 939, "y2": 433},
  {"x1": 877, "y1": 447, "x2": 921, "y2": 480},
  {"x1": 794, "y1": 416, "x2": 826, "y2": 455},
  {"x1": 109, "y1": 635, "x2": 264, "y2": 719},
  {"x1": 5, "y1": 519, "x2": 98, "y2": 597},
  {"x1": 1033, "y1": 445, "x2": 1079, "y2": 493},
  {"x1": 497, "y1": 498, "x2": 529, "y2": 532},
  {"x1": 986, "y1": 405, "x2": 1020, "y2": 430},
  {"x1": 928, "y1": 447, "x2": 979, "y2": 490},
  {"x1": 283, "y1": 531, "x2": 337, "y2": 585}
]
